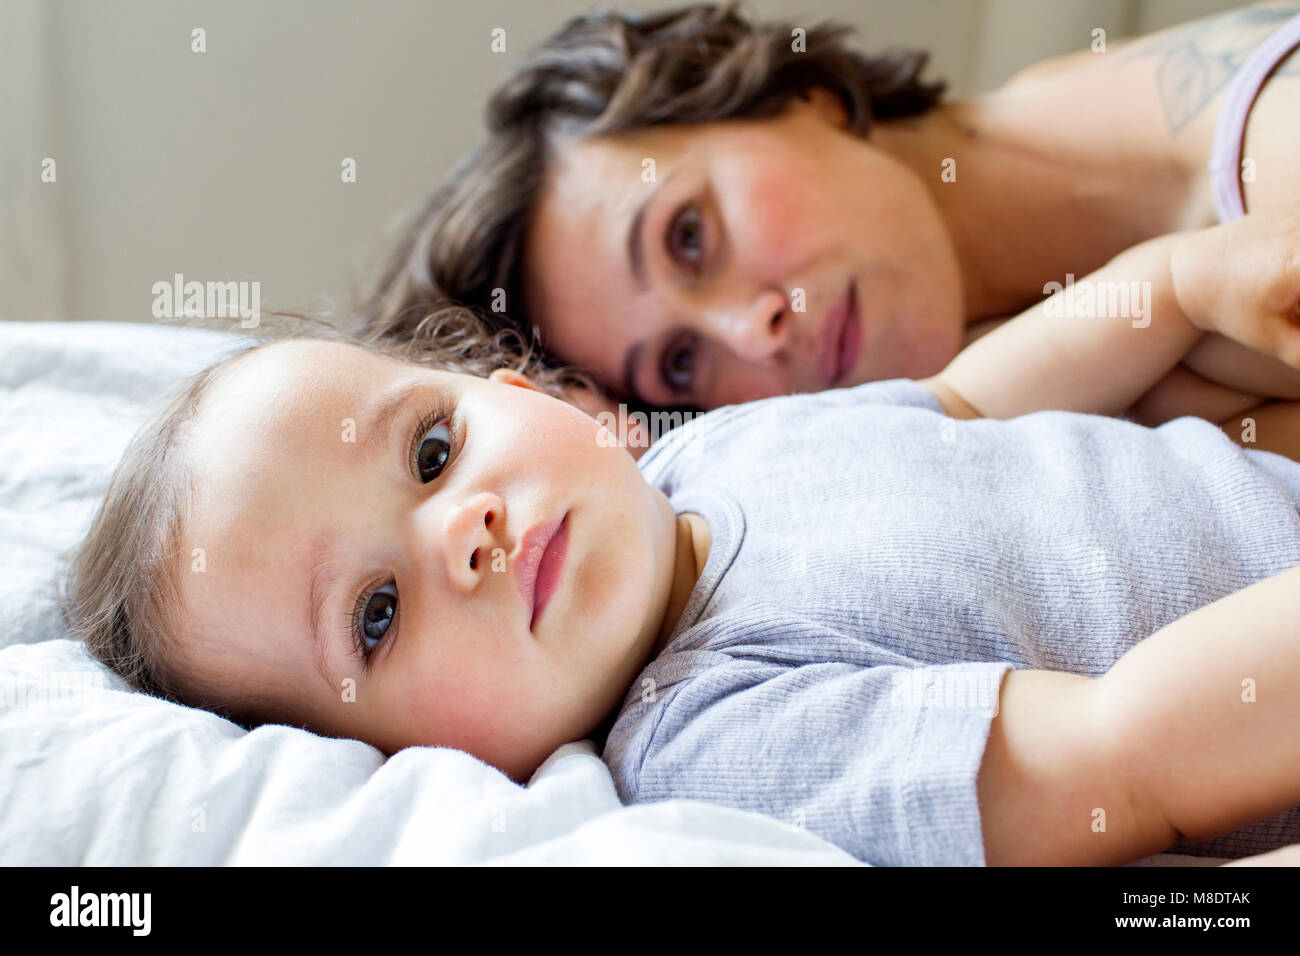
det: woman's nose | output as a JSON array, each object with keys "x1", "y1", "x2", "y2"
[
  {"x1": 710, "y1": 289, "x2": 789, "y2": 364},
  {"x1": 439, "y1": 491, "x2": 506, "y2": 591}
]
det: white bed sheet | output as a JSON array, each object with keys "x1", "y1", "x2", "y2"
[{"x1": 0, "y1": 319, "x2": 1224, "y2": 866}]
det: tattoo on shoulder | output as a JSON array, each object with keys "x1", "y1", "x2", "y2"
[{"x1": 1115, "y1": 3, "x2": 1300, "y2": 133}]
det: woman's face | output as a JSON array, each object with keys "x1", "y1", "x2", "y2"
[{"x1": 522, "y1": 89, "x2": 966, "y2": 411}]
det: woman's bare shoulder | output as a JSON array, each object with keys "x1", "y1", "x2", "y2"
[
  {"x1": 1107, "y1": 2, "x2": 1300, "y2": 130},
  {"x1": 984, "y1": 3, "x2": 1300, "y2": 223},
  {"x1": 1001, "y1": 1, "x2": 1299, "y2": 108}
]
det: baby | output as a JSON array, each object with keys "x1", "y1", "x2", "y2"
[{"x1": 61, "y1": 209, "x2": 1300, "y2": 866}]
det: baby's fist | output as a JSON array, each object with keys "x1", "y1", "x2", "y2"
[{"x1": 1170, "y1": 206, "x2": 1300, "y2": 369}]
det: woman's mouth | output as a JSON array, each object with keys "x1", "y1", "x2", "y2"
[
  {"x1": 515, "y1": 511, "x2": 569, "y2": 631},
  {"x1": 818, "y1": 281, "x2": 863, "y2": 387}
]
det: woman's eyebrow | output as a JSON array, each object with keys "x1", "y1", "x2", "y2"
[
  {"x1": 625, "y1": 172, "x2": 673, "y2": 291},
  {"x1": 627, "y1": 202, "x2": 650, "y2": 290}
]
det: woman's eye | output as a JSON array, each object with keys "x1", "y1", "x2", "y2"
[
  {"x1": 416, "y1": 419, "x2": 453, "y2": 482},
  {"x1": 360, "y1": 582, "x2": 397, "y2": 653},
  {"x1": 666, "y1": 203, "x2": 705, "y2": 271},
  {"x1": 660, "y1": 334, "x2": 697, "y2": 392}
]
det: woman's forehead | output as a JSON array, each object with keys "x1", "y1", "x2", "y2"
[
  {"x1": 525, "y1": 139, "x2": 661, "y2": 306},
  {"x1": 535, "y1": 141, "x2": 641, "y2": 232}
]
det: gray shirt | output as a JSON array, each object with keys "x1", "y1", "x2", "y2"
[{"x1": 601, "y1": 379, "x2": 1300, "y2": 865}]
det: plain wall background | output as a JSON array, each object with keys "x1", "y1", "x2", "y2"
[{"x1": 1, "y1": 0, "x2": 1244, "y2": 327}]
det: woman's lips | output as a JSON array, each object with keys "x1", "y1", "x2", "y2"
[
  {"x1": 818, "y1": 281, "x2": 863, "y2": 387},
  {"x1": 514, "y1": 512, "x2": 569, "y2": 632}
]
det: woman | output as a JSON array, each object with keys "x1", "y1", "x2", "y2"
[{"x1": 355, "y1": 1, "x2": 1300, "y2": 439}]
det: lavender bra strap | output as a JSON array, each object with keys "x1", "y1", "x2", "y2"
[{"x1": 1209, "y1": 10, "x2": 1300, "y2": 222}]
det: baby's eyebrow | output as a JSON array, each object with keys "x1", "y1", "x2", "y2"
[
  {"x1": 307, "y1": 538, "x2": 343, "y2": 691},
  {"x1": 360, "y1": 379, "x2": 425, "y2": 454}
]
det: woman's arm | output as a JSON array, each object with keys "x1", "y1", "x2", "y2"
[{"x1": 979, "y1": 563, "x2": 1300, "y2": 865}]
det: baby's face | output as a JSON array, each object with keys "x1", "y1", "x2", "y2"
[{"x1": 176, "y1": 339, "x2": 680, "y2": 781}]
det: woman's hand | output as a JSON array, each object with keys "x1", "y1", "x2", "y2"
[{"x1": 1170, "y1": 207, "x2": 1300, "y2": 370}]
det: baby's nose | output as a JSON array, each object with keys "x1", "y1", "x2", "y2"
[{"x1": 440, "y1": 493, "x2": 504, "y2": 590}]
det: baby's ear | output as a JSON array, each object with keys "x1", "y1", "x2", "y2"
[{"x1": 488, "y1": 368, "x2": 543, "y2": 392}]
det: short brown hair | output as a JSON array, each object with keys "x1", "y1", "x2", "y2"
[{"x1": 353, "y1": 2, "x2": 945, "y2": 395}]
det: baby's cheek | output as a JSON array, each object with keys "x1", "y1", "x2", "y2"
[
  {"x1": 412, "y1": 653, "x2": 540, "y2": 757},
  {"x1": 416, "y1": 667, "x2": 483, "y2": 740}
]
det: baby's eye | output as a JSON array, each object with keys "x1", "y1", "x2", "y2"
[
  {"x1": 416, "y1": 419, "x2": 453, "y2": 482},
  {"x1": 359, "y1": 582, "x2": 397, "y2": 653}
]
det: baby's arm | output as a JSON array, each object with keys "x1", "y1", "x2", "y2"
[
  {"x1": 925, "y1": 232, "x2": 1201, "y2": 421},
  {"x1": 978, "y1": 563, "x2": 1300, "y2": 865},
  {"x1": 923, "y1": 207, "x2": 1300, "y2": 423}
]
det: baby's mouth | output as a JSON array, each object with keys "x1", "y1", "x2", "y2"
[
  {"x1": 530, "y1": 512, "x2": 570, "y2": 630},
  {"x1": 513, "y1": 510, "x2": 569, "y2": 632}
]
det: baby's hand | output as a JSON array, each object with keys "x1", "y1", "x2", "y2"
[{"x1": 1170, "y1": 206, "x2": 1300, "y2": 369}]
